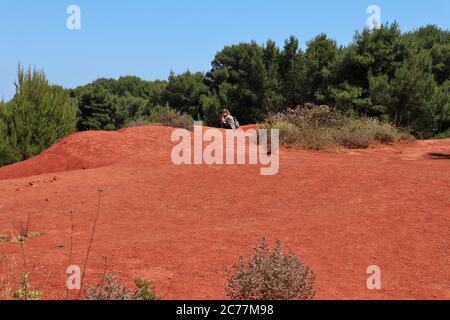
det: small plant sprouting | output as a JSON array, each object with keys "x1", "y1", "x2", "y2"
[{"x1": 12, "y1": 272, "x2": 42, "y2": 301}]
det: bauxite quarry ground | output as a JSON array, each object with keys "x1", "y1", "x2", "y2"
[{"x1": 0, "y1": 126, "x2": 449, "y2": 299}]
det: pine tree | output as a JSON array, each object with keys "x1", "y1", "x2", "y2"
[
  {"x1": 0, "y1": 66, "x2": 77, "y2": 166},
  {"x1": 76, "y1": 84, "x2": 117, "y2": 131}
]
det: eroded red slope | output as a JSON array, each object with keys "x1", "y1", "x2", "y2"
[{"x1": 0, "y1": 126, "x2": 449, "y2": 300}]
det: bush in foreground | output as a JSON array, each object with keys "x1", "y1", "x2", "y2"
[
  {"x1": 86, "y1": 273, "x2": 159, "y2": 300},
  {"x1": 225, "y1": 238, "x2": 316, "y2": 300}
]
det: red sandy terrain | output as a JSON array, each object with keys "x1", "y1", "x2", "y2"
[{"x1": 0, "y1": 126, "x2": 449, "y2": 300}]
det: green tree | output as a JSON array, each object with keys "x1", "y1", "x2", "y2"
[
  {"x1": 390, "y1": 52, "x2": 438, "y2": 137},
  {"x1": 432, "y1": 80, "x2": 450, "y2": 134},
  {"x1": 303, "y1": 34, "x2": 339, "y2": 104},
  {"x1": 330, "y1": 23, "x2": 408, "y2": 115},
  {"x1": 278, "y1": 36, "x2": 305, "y2": 107},
  {"x1": 209, "y1": 41, "x2": 274, "y2": 123},
  {"x1": 115, "y1": 95, "x2": 150, "y2": 128},
  {"x1": 368, "y1": 52, "x2": 439, "y2": 137},
  {"x1": 164, "y1": 71, "x2": 210, "y2": 119},
  {"x1": 76, "y1": 84, "x2": 118, "y2": 131},
  {"x1": 148, "y1": 80, "x2": 168, "y2": 107},
  {"x1": 403, "y1": 25, "x2": 450, "y2": 85},
  {"x1": 115, "y1": 76, "x2": 152, "y2": 98},
  {"x1": 200, "y1": 93, "x2": 222, "y2": 126},
  {"x1": 263, "y1": 40, "x2": 284, "y2": 114},
  {"x1": 0, "y1": 66, "x2": 77, "y2": 166}
]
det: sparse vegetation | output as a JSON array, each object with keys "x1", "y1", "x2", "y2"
[
  {"x1": 0, "y1": 254, "x2": 44, "y2": 301},
  {"x1": 1, "y1": 210, "x2": 41, "y2": 300},
  {"x1": 126, "y1": 105, "x2": 194, "y2": 131},
  {"x1": 263, "y1": 105, "x2": 413, "y2": 150},
  {"x1": 12, "y1": 272, "x2": 42, "y2": 300},
  {"x1": 225, "y1": 238, "x2": 316, "y2": 300},
  {"x1": 86, "y1": 273, "x2": 159, "y2": 300},
  {"x1": 78, "y1": 188, "x2": 104, "y2": 299},
  {"x1": 0, "y1": 234, "x2": 8, "y2": 244},
  {"x1": 0, "y1": 254, "x2": 16, "y2": 300}
]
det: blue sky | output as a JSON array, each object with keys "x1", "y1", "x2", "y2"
[{"x1": 1, "y1": 0, "x2": 449, "y2": 100}]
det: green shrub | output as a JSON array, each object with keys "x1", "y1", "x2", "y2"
[
  {"x1": 265, "y1": 120, "x2": 301, "y2": 146},
  {"x1": 225, "y1": 238, "x2": 316, "y2": 300},
  {"x1": 334, "y1": 118, "x2": 377, "y2": 149},
  {"x1": 133, "y1": 276, "x2": 159, "y2": 301},
  {"x1": 263, "y1": 106, "x2": 338, "y2": 150},
  {"x1": 263, "y1": 105, "x2": 413, "y2": 150},
  {"x1": 296, "y1": 124, "x2": 334, "y2": 150},
  {"x1": 374, "y1": 121, "x2": 413, "y2": 143},
  {"x1": 12, "y1": 273, "x2": 42, "y2": 301},
  {"x1": 335, "y1": 118, "x2": 413, "y2": 148},
  {"x1": 0, "y1": 255, "x2": 42, "y2": 301},
  {"x1": 433, "y1": 129, "x2": 450, "y2": 139},
  {"x1": 75, "y1": 84, "x2": 118, "y2": 131},
  {"x1": 126, "y1": 105, "x2": 194, "y2": 130}
]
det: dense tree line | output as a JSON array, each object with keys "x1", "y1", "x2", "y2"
[
  {"x1": 1, "y1": 23, "x2": 449, "y2": 166},
  {"x1": 71, "y1": 23, "x2": 449, "y2": 138}
]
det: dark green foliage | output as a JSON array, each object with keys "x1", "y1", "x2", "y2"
[
  {"x1": 86, "y1": 76, "x2": 152, "y2": 99},
  {"x1": 2, "y1": 23, "x2": 447, "y2": 168},
  {"x1": 164, "y1": 71, "x2": 210, "y2": 119},
  {"x1": 303, "y1": 34, "x2": 339, "y2": 104},
  {"x1": 277, "y1": 36, "x2": 304, "y2": 107},
  {"x1": 71, "y1": 23, "x2": 449, "y2": 138},
  {"x1": 208, "y1": 41, "x2": 271, "y2": 124},
  {"x1": 115, "y1": 95, "x2": 150, "y2": 128},
  {"x1": 433, "y1": 80, "x2": 450, "y2": 133},
  {"x1": 76, "y1": 84, "x2": 118, "y2": 131},
  {"x1": 73, "y1": 73, "x2": 207, "y2": 130},
  {"x1": 200, "y1": 93, "x2": 222, "y2": 127},
  {"x1": 0, "y1": 66, "x2": 77, "y2": 166}
]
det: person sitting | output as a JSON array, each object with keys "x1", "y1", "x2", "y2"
[{"x1": 221, "y1": 108, "x2": 239, "y2": 130}]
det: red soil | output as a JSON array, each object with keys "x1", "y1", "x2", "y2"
[{"x1": 0, "y1": 126, "x2": 449, "y2": 300}]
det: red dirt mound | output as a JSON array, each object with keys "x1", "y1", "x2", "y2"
[
  {"x1": 0, "y1": 126, "x2": 449, "y2": 300},
  {"x1": 0, "y1": 126, "x2": 175, "y2": 180}
]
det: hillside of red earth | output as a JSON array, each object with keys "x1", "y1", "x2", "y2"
[{"x1": 0, "y1": 125, "x2": 449, "y2": 299}]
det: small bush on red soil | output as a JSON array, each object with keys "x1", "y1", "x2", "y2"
[
  {"x1": 0, "y1": 255, "x2": 43, "y2": 300},
  {"x1": 225, "y1": 238, "x2": 316, "y2": 300},
  {"x1": 263, "y1": 105, "x2": 413, "y2": 150},
  {"x1": 126, "y1": 105, "x2": 193, "y2": 131},
  {"x1": 86, "y1": 273, "x2": 159, "y2": 300}
]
